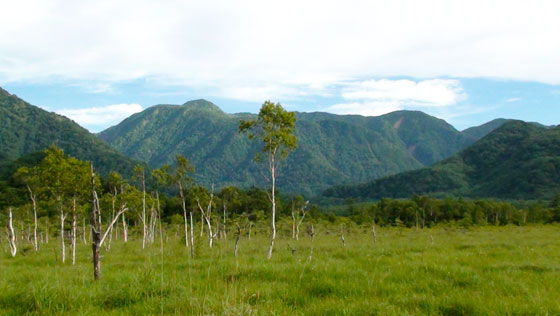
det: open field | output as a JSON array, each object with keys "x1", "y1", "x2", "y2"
[{"x1": 1, "y1": 225, "x2": 559, "y2": 315}]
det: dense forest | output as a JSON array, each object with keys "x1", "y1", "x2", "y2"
[
  {"x1": 98, "y1": 99, "x2": 503, "y2": 195},
  {"x1": 324, "y1": 121, "x2": 560, "y2": 200}
]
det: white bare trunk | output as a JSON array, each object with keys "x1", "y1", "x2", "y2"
[
  {"x1": 189, "y1": 210, "x2": 195, "y2": 257},
  {"x1": 248, "y1": 222, "x2": 252, "y2": 240},
  {"x1": 183, "y1": 209, "x2": 189, "y2": 248},
  {"x1": 267, "y1": 153, "x2": 276, "y2": 260},
  {"x1": 122, "y1": 213, "x2": 128, "y2": 242},
  {"x1": 60, "y1": 205, "x2": 66, "y2": 263},
  {"x1": 142, "y1": 174, "x2": 146, "y2": 249},
  {"x1": 72, "y1": 211, "x2": 77, "y2": 265},
  {"x1": 291, "y1": 206, "x2": 296, "y2": 239},
  {"x1": 83, "y1": 218, "x2": 87, "y2": 244},
  {"x1": 28, "y1": 186, "x2": 38, "y2": 252},
  {"x1": 234, "y1": 223, "x2": 241, "y2": 257},
  {"x1": 7, "y1": 208, "x2": 17, "y2": 257}
]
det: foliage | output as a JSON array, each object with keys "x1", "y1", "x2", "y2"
[{"x1": 0, "y1": 87, "x2": 141, "y2": 178}]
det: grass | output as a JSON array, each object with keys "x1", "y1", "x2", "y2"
[{"x1": 1, "y1": 224, "x2": 559, "y2": 315}]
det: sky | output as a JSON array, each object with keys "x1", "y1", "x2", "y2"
[{"x1": 1, "y1": 0, "x2": 559, "y2": 132}]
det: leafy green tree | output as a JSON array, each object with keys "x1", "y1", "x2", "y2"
[{"x1": 239, "y1": 101, "x2": 297, "y2": 259}]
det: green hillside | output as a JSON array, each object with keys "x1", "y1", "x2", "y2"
[
  {"x1": 324, "y1": 121, "x2": 560, "y2": 200},
  {"x1": 0, "y1": 87, "x2": 139, "y2": 177},
  {"x1": 99, "y1": 100, "x2": 483, "y2": 195}
]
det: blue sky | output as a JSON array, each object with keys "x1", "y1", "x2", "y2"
[{"x1": 1, "y1": 1, "x2": 559, "y2": 132}]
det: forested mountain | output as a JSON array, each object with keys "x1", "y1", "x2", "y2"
[
  {"x1": 99, "y1": 100, "x2": 493, "y2": 195},
  {"x1": 324, "y1": 121, "x2": 560, "y2": 200},
  {"x1": 0, "y1": 87, "x2": 139, "y2": 177},
  {"x1": 462, "y1": 118, "x2": 510, "y2": 140}
]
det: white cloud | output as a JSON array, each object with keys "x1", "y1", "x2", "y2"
[
  {"x1": 56, "y1": 103, "x2": 143, "y2": 132},
  {"x1": 0, "y1": 0, "x2": 559, "y2": 103},
  {"x1": 341, "y1": 79, "x2": 466, "y2": 107},
  {"x1": 323, "y1": 101, "x2": 403, "y2": 117},
  {"x1": 323, "y1": 79, "x2": 466, "y2": 117},
  {"x1": 506, "y1": 97, "x2": 520, "y2": 103}
]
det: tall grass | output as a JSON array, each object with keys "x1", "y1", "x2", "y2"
[{"x1": 1, "y1": 225, "x2": 559, "y2": 315}]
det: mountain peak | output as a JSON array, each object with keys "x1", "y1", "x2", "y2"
[{"x1": 182, "y1": 99, "x2": 223, "y2": 113}]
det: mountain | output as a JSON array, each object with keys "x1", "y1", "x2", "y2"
[
  {"x1": 462, "y1": 118, "x2": 510, "y2": 140},
  {"x1": 323, "y1": 121, "x2": 560, "y2": 200},
  {"x1": 0, "y1": 87, "x2": 140, "y2": 177},
  {"x1": 99, "y1": 100, "x2": 485, "y2": 195}
]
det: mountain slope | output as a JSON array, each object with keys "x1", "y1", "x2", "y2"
[
  {"x1": 324, "y1": 121, "x2": 560, "y2": 200},
  {"x1": 99, "y1": 100, "x2": 481, "y2": 195},
  {"x1": 0, "y1": 87, "x2": 140, "y2": 176},
  {"x1": 462, "y1": 118, "x2": 510, "y2": 140}
]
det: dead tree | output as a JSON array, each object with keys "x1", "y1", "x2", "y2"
[
  {"x1": 372, "y1": 224, "x2": 377, "y2": 243},
  {"x1": 59, "y1": 199, "x2": 67, "y2": 263},
  {"x1": 308, "y1": 224, "x2": 316, "y2": 262},
  {"x1": 295, "y1": 201, "x2": 308, "y2": 240},
  {"x1": 90, "y1": 164, "x2": 127, "y2": 280},
  {"x1": 71, "y1": 197, "x2": 78, "y2": 265},
  {"x1": 189, "y1": 209, "x2": 195, "y2": 257},
  {"x1": 340, "y1": 225, "x2": 346, "y2": 247},
  {"x1": 234, "y1": 223, "x2": 241, "y2": 257},
  {"x1": 27, "y1": 186, "x2": 38, "y2": 252},
  {"x1": 178, "y1": 180, "x2": 189, "y2": 249},
  {"x1": 196, "y1": 185, "x2": 215, "y2": 248},
  {"x1": 7, "y1": 208, "x2": 17, "y2": 257}
]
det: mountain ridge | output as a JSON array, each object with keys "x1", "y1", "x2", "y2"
[
  {"x1": 323, "y1": 120, "x2": 560, "y2": 200},
  {"x1": 98, "y1": 100, "x2": 504, "y2": 195}
]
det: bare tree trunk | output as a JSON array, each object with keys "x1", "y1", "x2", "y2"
[
  {"x1": 71, "y1": 198, "x2": 77, "y2": 265},
  {"x1": 291, "y1": 202, "x2": 296, "y2": 239},
  {"x1": 308, "y1": 224, "x2": 315, "y2": 262},
  {"x1": 7, "y1": 208, "x2": 17, "y2": 257},
  {"x1": 340, "y1": 225, "x2": 345, "y2": 248},
  {"x1": 122, "y1": 213, "x2": 128, "y2": 243},
  {"x1": 222, "y1": 203, "x2": 227, "y2": 240},
  {"x1": 83, "y1": 218, "x2": 87, "y2": 244},
  {"x1": 267, "y1": 153, "x2": 276, "y2": 260},
  {"x1": 141, "y1": 172, "x2": 147, "y2": 249},
  {"x1": 189, "y1": 210, "x2": 195, "y2": 258},
  {"x1": 178, "y1": 182, "x2": 189, "y2": 248},
  {"x1": 196, "y1": 185, "x2": 215, "y2": 248},
  {"x1": 60, "y1": 202, "x2": 66, "y2": 263},
  {"x1": 45, "y1": 220, "x2": 49, "y2": 244},
  {"x1": 183, "y1": 210, "x2": 189, "y2": 248},
  {"x1": 28, "y1": 186, "x2": 38, "y2": 252},
  {"x1": 372, "y1": 224, "x2": 377, "y2": 243},
  {"x1": 90, "y1": 164, "x2": 102, "y2": 280},
  {"x1": 200, "y1": 212, "x2": 204, "y2": 237},
  {"x1": 296, "y1": 207, "x2": 306, "y2": 241},
  {"x1": 248, "y1": 222, "x2": 252, "y2": 240},
  {"x1": 234, "y1": 223, "x2": 241, "y2": 257}
]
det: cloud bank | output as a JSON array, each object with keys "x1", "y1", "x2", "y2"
[
  {"x1": 324, "y1": 79, "x2": 466, "y2": 116},
  {"x1": 56, "y1": 103, "x2": 143, "y2": 132},
  {"x1": 0, "y1": 0, "x2": 559, "y2": 105}
]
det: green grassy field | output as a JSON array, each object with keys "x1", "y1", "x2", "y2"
[{"x1": 1, "y1": 225, "x2": 559, "y2": 315}]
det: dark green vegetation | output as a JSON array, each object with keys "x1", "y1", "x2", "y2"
[
  {"x1": 325, "y1": 121, "x2": 560, "y2": 200},
  {"x1": 0, "y1": 87, "x2": 140, "y2": 177},
  {"x1": 98, "y1": 100, "x2": 500, "y2": 195},
  {"x1": 1, "y1": 226, "x2": 559, "y2": 315}
]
